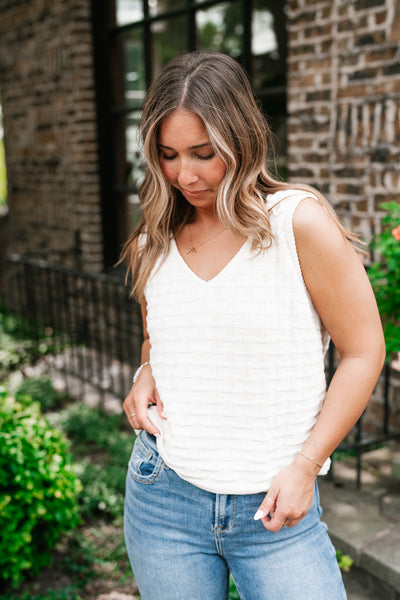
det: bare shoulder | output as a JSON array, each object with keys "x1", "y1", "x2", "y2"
[
  {"x1": 292, "y1": 196, "x2": 364, "y2": 298},
  {"x1": 292, "y1": 196, "x2": 348, "y2": 254},
  {"x1": 291, "y1": 197, "x2": 384, "y2": 365}
]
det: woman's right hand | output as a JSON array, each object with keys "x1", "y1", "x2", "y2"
[{"x1": 123, "y1": 366, "x2": 164, "y2": 436}]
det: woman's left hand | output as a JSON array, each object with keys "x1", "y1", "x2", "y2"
[{"x1": 254, "y1": 455, "x2": 319, "y2": 532}]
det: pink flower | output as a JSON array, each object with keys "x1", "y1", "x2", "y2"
[{"x1": 392, "y1": 226, "x2": 400, "y2": 241}]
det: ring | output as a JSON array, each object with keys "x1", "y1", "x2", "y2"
[
  {"x1": 129, "y1": 412, "x2": 136, "y2": 418},
  {"x1": 277, "y1": 520, "x2": 287, "y2": 527}
]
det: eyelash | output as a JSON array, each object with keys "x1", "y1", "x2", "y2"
[{"x1": 160, "y1": 153, "x2": 215, "y2": 161}]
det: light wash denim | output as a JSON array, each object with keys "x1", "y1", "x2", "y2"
[{"x1": 124, "y1": 431, "x2": 347, "y2": 600}]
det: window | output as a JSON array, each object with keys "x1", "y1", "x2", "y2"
[{"x1": 92, "y1": 0, "x2": 287, "y2": 268}]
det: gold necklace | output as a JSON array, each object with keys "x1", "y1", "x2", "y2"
[{"x1": 186, "y1": 223, "x2": 226, "y2": 255}]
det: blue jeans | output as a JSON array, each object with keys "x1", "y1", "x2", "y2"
[{"x1": 124, "y1": 431, "x2": 347, "y2": 600}]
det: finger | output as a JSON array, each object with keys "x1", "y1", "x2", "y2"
[
  {"x1": 285, "y1": 517, "x2": 302, "y2": 528},
  {"x1": 124, "y1": 405, "x2": 142, "y2": 430},
  {"x1": 136, "y1": 411, "x2": 161, "y2": 437},
  {"x1": 254, "y1": 489, "x2": 277, "y2": 521},
  {"x1": 155, "y1": 389, "x2": 166, "y2": 419},
  {"x1": 129, "y1": 413, "x2": 141, "y2": 428},
  {"x1": 262, "y1": 509, "x2": 288, "y2": 532},
  {"x1": 123, "y1": 394, "x2": 161, "y2": 436}
]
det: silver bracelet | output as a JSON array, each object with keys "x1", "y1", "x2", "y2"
[
  {"x1": 298, "y1": 451, "x2": 323, "y2": 469},
  {"x1": 132, "y1": 361, "x2": 150, "y2": 384}
]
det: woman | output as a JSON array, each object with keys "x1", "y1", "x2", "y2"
[{"x1": 121, "y1": 51, "x2": 385, "y2": 600}]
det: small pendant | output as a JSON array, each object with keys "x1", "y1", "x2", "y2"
[{"x1": 187, "y1": 247, "x2": 197, "y2": 255}]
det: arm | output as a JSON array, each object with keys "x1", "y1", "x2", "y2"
[
  {"x1": 122, "y1": 301, "x2": 164, "y2": 436},
  {"x1": 255, "y1": 197, "x2": 386, "y2": 531}
]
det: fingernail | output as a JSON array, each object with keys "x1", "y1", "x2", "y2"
[
  {"x1": 254, "y1": 510, "x2": 266, "y2": 521},
  {"x1": 154, "y1": 433, "x2": 161, "y2": 439},
  {"x1": 162, "y1": 411, "x2": 167, "y2": 419}
]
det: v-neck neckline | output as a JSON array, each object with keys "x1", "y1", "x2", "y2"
[{"x1": 172, "y1": 237, "x2": 249, "y2": 284}]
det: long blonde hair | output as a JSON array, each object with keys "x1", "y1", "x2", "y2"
[{"x1": 120, "y1": 51, "x2": 359, "y2": 301}]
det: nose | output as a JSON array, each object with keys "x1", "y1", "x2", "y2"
[{"x1": 177, "y1": 159, "x2": 199, "y2": 187}]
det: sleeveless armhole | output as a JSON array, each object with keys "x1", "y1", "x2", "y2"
[{"x1": 268, "y1": 190, "x2": 331, "y2": 355}]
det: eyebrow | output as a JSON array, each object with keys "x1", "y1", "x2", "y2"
[{"x1": 157, "y1": 143, "x2": 212, "y2": 150}]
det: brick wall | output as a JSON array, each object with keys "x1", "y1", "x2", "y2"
[
  {"x1": 1, "y1": 0, "x2": 398, "y2": 271},
  {"x1": 0, "y1": 0, "x2": 103, "y2": 272},
  {"x1": 287, "y1": 0, "x2": 400, "y2": 241}
]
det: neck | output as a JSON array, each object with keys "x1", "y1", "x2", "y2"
[{"x1": 192, "y1": 207, "x2": 220, "y2": 229}]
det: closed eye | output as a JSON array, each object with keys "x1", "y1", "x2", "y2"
[
  {"x1": 197, "y1": 153, "x2": 215, "y2": 160},
  {"x1": 160, "y1": 153, "x2": 177, "y2": 161}
]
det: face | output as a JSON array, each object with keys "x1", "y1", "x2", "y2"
[{"x1": 158, "y1": 109, "x2": 226, "y2": 210}]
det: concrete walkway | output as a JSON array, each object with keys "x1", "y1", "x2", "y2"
[{"x1": 319, "y1": 445, "x2": 400, "y2": 600}]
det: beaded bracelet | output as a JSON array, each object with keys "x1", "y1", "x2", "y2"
[
  {"x1": 298, "y1": 451, "x2": 323, "y2": 469},
  {"x1": 132, "y1": 361, "x2": 151, "y2": 384}
]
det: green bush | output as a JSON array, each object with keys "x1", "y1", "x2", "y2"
[
  {"x1": 0, "y1": 392, "x2": 82, "y2": 586},
  {"x1": 42, "y1": 400, "x2": 133, "y2": 521},
  {"x1": 229, "y1": 575, "x2": 240, "y2": 599},
  {"x1": 0, "y1": 305, "x2": 42, "y2": 379},
  {"x1": 0, "y1": 302, "x2": 61, "y2": 380},
  {"x1": 0, "y1": 301, "x2": 38, "y2": 343},
  {"x1": 61, "y1": 402, "x2": 122, "y2": 449},
  {"x1": 0, "y1": 332, "x2": 37, "y2": 380},
  {"x1": 16, "y1": 376, "x2": 60, "y2": 412},
  {"x1": 336, "y1": 550, "x2": 354, "y2": 572},
  {"x1": 3, "y1": 586, "x2": 83, "y2": 600},
  {"x1": 59, "y1": 403, "x2": 133, "y2": 520},
  {"x1": 72, "y1": 460, "x2": 124, "y2": 520},
  {"x1": 368, "y1": 201, "x2": 400, "y2": 360}
]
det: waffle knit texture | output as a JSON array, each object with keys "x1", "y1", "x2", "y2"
[{"x1": 145, "y1": 189, "x2": 330, "y2": 494}]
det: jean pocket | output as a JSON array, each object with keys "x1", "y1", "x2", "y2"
[{"x1": 128, "y1": 432, "x2": 165, "y2": 484}]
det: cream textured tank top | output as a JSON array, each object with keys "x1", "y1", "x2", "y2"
[{"x1": 145, "y1": 189, "x2": 330, "y2": 494}]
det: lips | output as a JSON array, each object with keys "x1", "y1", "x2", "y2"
[{"x1": 182, "y1": 188, "x2": 208, "y2": 197}]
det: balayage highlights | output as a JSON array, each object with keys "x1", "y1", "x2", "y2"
[{"x1": 120, "y1": 51, "x2": 359, "y2": 301}]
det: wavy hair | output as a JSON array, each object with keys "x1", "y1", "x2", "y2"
[{"x1": 120, "y1": 51, "x2": 360, "y2": 301}]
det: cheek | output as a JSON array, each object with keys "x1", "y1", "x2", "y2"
[
  {"x1": 160, "y1": 161, "x2": 176, "y2": 183},
  {"x1": 212, "y1": 160, "x2": 226, "y2": 186}
]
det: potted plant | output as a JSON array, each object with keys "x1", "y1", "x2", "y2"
[{"x1": 368, "y1": 201, "x2": 400, "y2": 366}]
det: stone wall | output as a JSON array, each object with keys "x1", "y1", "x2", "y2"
[
  {"x1": 287, "y1": 0, "x2": 400, "y2": 240},
  {"x1": 0, "y1": 0, "x2": 103, "y2": 272}
]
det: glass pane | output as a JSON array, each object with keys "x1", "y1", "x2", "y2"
[
  {"x1": 152, "y1": 16, "x2": 188, "y2": 76},
  {"x1": 252, "y1": 8, "x2": 277, "y2": 57},
  {"x1": 196, "y1": 2, "x2": 242, "y2": 58},
  {"x1": 149, "y1": 0, "x2": 187, "y2": 17},
  {"x1": 126, "y1": 110, "x2": 145, "y2": 190},
  {"x1": 251, "y1": 1, "x2": 287, "y2": 178},
  {"x1": 252, "y1": 1, "x2": 286, "y2": 93},
  {"x1": 123, "y1": 28, "x2": 146, "y2": 109},
  {"x1": 116, "y1": 0, "x2": 143, "y2": 25}
]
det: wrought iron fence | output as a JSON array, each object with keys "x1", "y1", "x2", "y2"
[
  {"x1": 5, "y1": 255, "x2": 143, "y2": 410},
  {"x1": 3, "y1": 254, "x2": 400, "y2": 485}
]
